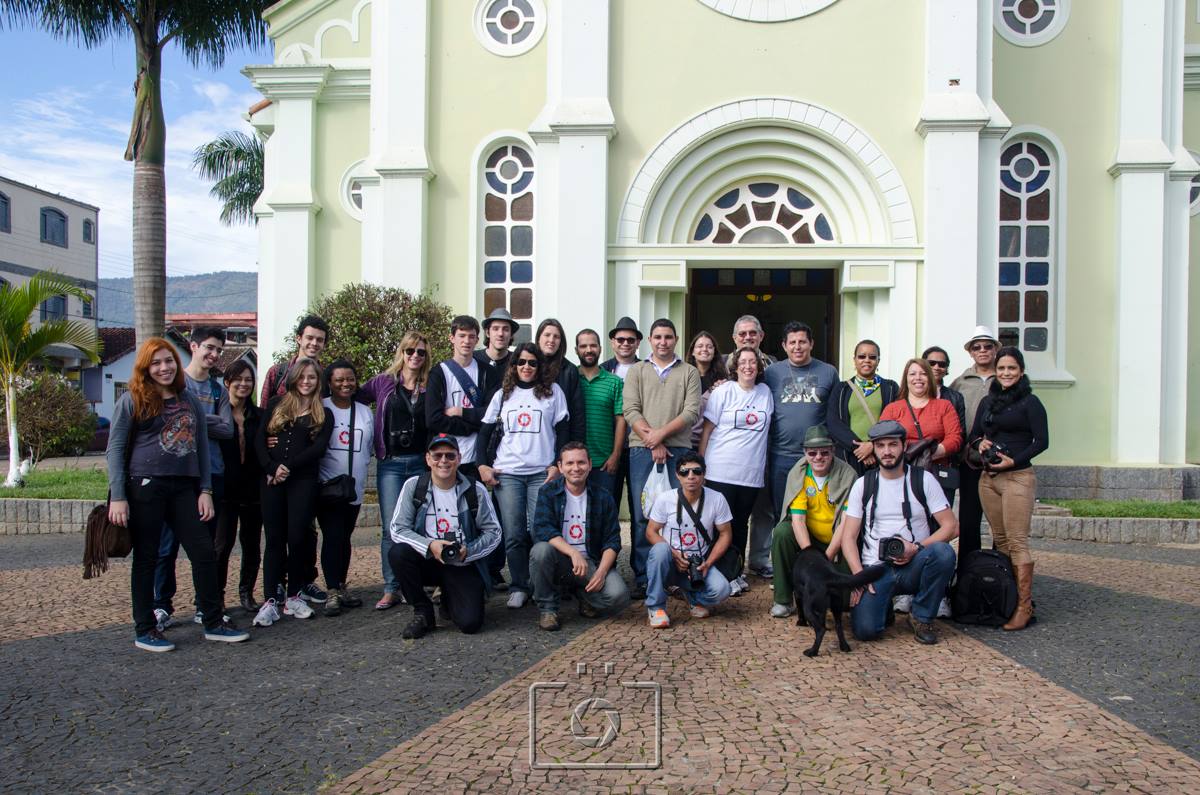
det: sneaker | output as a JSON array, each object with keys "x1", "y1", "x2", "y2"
[
  {"x1": 284, "y1": 596, "x2": 314, "y2": 619},
  {"x1": 647, "y1": 608, "x2": 670, "y2": 629},
  {"x1": 539, "y1": 612, "x2": 561, "y2": 631},
  {"x1": 153, "y1": 608, "x2": 173, "y2": 632},
  {"x1": 908, "y1": 614, "x2": 938, "y2": 645},
  {"x1": 506, "y1": 591, "x2": 529, "y2": 609},
  {"x1": 324, "y1": 592, "x2": 343, "y2": 617},
  {"x1": 750, "y1": 564, "x2": 774, "y2": 580},
  {"x1": 770, "y1": 602, "x2": 796, "y2": 618},
  {"x1": 893, "y1": 594, "x2": 913, "y2": 614},
  {"x1": 491, "y1": 573, "x2": 509, "y2": 591},
  {"x1": 578, "y1": 599, "x2": 599, "y2": 619},
  {"x1": 134, "y1": 630, "x2": 175, "y2": 652},
  {"x1": 299, "y1": 583, "x2": 328, "y2": 603},
  {"x1": 402, "y1": 612, "x2": 433, "y2": 639},
  {"x1": 204, "y1": 625, "x2": 250, "y2": 643},
  {"x1": 375, "y1": 592, "x2": 400, "y2": 610},
  {"x1": 937, "y1": 597, "x2": 952, "y2": 619},
  {"x1": 339, "y1": 588, "x2": 363, "y2": 609},
  {"x1": 729, "y1": 576, "x2": 749, "y2": 597},
  {"x1": 430, "y1": 586, "x2": 442, "y2": 605},
  {"x1": 253, "y1": 599, "x2": 281, "y2": 627},
  {"x1": 689, "y1": 604, "x2": 711, "y2": 619}
]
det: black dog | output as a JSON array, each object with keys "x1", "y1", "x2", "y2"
[{"x1": 792, "y1": 547, "x2": 886, "y2": 657}]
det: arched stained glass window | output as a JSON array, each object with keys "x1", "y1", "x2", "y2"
[
  {"x1": 998, "y1": 139, "x2": 1057, "y2": 354},
  {"x1": 481, "y1": 143, "x2": 535, "y2": 341},
  {"x1": 693, "y1": 181, "x2": 835, "y2": 245}
]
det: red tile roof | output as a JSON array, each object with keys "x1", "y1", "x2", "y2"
[{"x1": 99, "y1": 327, "x2": 137, "y2": 365}]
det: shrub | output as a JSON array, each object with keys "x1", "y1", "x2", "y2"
[
  {"x1": 275, "y1": 283, "x2": 456, "y2": 377},
  {"x1": 0, "y1": 373, "x2": 96, "y2": 463}
]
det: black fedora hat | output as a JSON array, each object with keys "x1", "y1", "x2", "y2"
[{"x1": 607, "y1": 316, "x2": 642, "y2": 341}]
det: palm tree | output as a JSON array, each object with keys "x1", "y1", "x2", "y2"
[
  {"x1": 192, "y1": 130, "x2": 263, "y2": 226},
  {"x1": 0, "y1": 272, "x2": 101, "y2": 487},
  {"x1": 0, "y1": 1, "x2": 270, "y2": 345}
]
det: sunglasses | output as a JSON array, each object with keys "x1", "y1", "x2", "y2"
[
  {"x1": 429, "y1": 451, "x2": 458, "y2": 461},
  {"x1": 677, "y1": 466, "x2": 705, "y2": 477},
  {"x1": 516, "y1": 358, "x2": 539, "y2": 367},
  {"x1": 404, "y1": 348, "x2": 427, "y2": 358},
  {"x1": 805, "y1": 449, "x2": 832, "y2": 457},
  {"x1": 855, "y1": 354, "x2": 879, "y2": 361},
  {"x1": 926, "y1": 359, "x2": 949, "y2": 368},
  {"x1": 970, "y1": 343, "x2": 996, "y2": 352},
  {"x1": 614, "y1": 336, "x2": 638, "y2": 345}
]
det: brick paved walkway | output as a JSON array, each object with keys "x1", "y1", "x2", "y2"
[{"x1": 2, "y1": 532, "x2": 1199, "y2": 793}]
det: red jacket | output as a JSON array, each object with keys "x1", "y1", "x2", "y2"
[{"x1": 879, "y1": 397, "x2": 963, "y2": 461}]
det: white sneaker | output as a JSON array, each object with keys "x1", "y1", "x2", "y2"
[
  {"x1": 728, "y1": 579, "x2": 744, "y2": 597},
  {"x1": 153, "y1": 608, "x2": 172, "y2": 632},
  {"x1": 253, "y1": 599, "x2": 281, "y2": 627},
  {"x1": 770, "y1": 602, "x2": 796, "y2": 618},
  {"x1": 937, "y1": 597, "x2": 952, "y2": 619},
  {"x1": 283, "y1": 596, "x2": 314, "y2": 619},
  {"x1": 506, "y1": 591, "x2": 529, "y2": 609},
  {"x1": 893, "y1": 594, "x2": 913, "y2": 614}
]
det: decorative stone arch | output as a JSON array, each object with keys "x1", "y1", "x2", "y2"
[{"x1": 616, "y1": 98, "x2": 917, "y2": 246}]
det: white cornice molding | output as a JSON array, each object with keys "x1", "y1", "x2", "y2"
[
  {"x1": 1108, "y1": 140, "x2": 1176, "y2": 176},
  {"x1": 916, "y1": 93, "x2": 991, "y2": 137},
  {"x1": 1185, "y1": 45, "x2": 1200, "y2": 90},
  {"x1": 375, "y1": 166, "x2": 436, "y2": 181},
  {"x1": 242, "y1": 64, "x2": 331, "y2": 99},
  {"x1": 980, "y1": 100, "x2": 1013, "y2": 139},
  {"x1": 323, "y1": 68, "x2": 370, "y2": 101}
]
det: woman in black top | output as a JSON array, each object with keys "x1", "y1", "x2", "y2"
[
  {"x1": 253, "y1": 357, "x2": 333, "y2": 626},
  {"x1": 215, "y1": 360, "x2": 265, "y2": 613},
  {"x1": 107, "y1": 338, "x2": 248, "y2": 652},
  {"x1": 535, "y1": 318, "x2": 586, "y2": 443},
  {"x1": 969, "y1": 346, "x2": 1049, "y2": 631}
]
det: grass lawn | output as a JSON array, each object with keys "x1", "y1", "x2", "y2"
[
  {"x1": 1042, "y1": 499, "x2": 1200, "y2": 519},
  {"x1": 0, "y1": 468, "x2": 108, "y2": 501}
]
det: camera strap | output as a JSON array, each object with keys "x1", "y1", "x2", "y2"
[{"x1": 676, "y1": 489, "x2": 711, "y2": 553}]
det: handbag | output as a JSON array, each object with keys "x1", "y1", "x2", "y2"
[
  {"x1": 320, "y1": 401, "x2": 357, "y2": 505},
  {"x1": 82, "y1": 413, "x2": 137, "y2": 579},
  {"x1": 904, "y1": 400, "x2": 960, "y2": 490}
]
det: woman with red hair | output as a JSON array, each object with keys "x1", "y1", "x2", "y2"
[{"x1": 106, "y1": 338, "x2": 250, "y2": 652}]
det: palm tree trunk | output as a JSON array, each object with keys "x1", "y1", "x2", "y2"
[
  {"x1": 128, "y1": 39, "x2": 168, "y2": 346},
  {"x1": 5, "y1": 379, "x2": 19, "y2": 487}
]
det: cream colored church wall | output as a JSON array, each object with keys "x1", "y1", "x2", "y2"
[
  {"x1": 607, "y1": 0, "x2": 927, "y2": 245},
  {"x1": 1187, "y1": 0, "x2": 1200, "y2": 45},
  {"x1": 314, "y1": 101, "x2": 369, "y2": 295},
  {"x1": 992, "y1": 0, "x2": 1119, "y2": 465},
  {"x1": 1185, "y1": 93, "x2": 1200, "y2": 463},
  {"x1": 267, "y1": 0, "x2": 372, "y2": 58},
  {"x1": 424, "y1": 0, "x2": 547, "y2": 312}
]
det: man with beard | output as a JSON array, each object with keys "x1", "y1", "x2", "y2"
[
  {"x1": 838, "y1": 420, "x2": 958, "y2": 645},
  {"x1": 575, "y1": 329, "x2": 626, "y2": 496}
]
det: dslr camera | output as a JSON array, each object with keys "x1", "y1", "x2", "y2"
[
  {"x1": 982, "y1": 441, "x2": 1010, "y2": 467},
  {"x1": 439, "y1": 534, "x2": 464, "y2": 563},
  {"x1": 389, "y1": 427, "x2": 414, "y2": 450},
  {"x1": 878, "y1": 535, "x2": 907, "y2": 562},
  {"x1": 687, "y1": 553, "x2": 706, "y2": 588}
]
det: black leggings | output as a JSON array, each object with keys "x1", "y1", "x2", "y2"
[
  {"x1": 128, "y1": 476, "x2": 222, "y2": 635},
  {"x1": 215, "y1": 499, "x2": 262, "y2": 598},
  {"x1": 389, "y1": 544, "x2": 485, "y2": 634},
  {"x1": 316, "y1": 502, "x2": 361, "y2": 590},
  {"x1": 706, "y1": 480, "x2": 760, "y2": 573},
  {"x1": 261, "y1": 476, "x2": 319, "y2": 599},
  {"x1": 957, "y1": 465, "x2": 983, "y2": 578}
]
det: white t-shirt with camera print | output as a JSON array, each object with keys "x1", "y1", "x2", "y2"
[
  {"x1": 482, "y1": 383, "x2": 569, "y2": 475},
  {"x1": 647, "y1": 487, "x2": 733, "y2": 558},
  {"x1": 562, "y1": 490, "x2": 589, "y2": 556},
  {"x1": 845, "y1": 469, "x2": 949, "y2": 567},
  {"x1": 702, "y1": 381, "x2": 773, "y2": 487}
]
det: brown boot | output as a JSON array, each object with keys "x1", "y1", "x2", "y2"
[{"x1": 1003, "y1": 562, "x2": 1035, "y2": 631}]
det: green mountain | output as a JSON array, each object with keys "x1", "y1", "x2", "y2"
[{"x1": 98, "y1": 271, "x2": 257, "y2": 327}]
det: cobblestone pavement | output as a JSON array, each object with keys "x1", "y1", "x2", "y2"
[{"x1": 3, "y1": 532, "x2": 1200, "y2": 793}]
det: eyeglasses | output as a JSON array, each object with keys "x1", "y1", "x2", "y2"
[
  {"x1": 805, "y1": 449, "x2": 832, "y2": 457},
  {"x1": 614, "y1": 336, "x2": 638, "y2": 345},
  {"x1": 855, "y1": 354, "x2": 879, "y2": 361},
  {"x1": 404, "y1": 348, "x2": 427, "y2": 358},
  {"x1": 970, "y1": 343, "x2": 996, "y2": 352},
  {"x1": 429, "y1": 451, "x2": 458, "y2": 461},
  {"x1": 677, "y1": 466, "x2": 705, "y2": 477},
  {"x1": 926, "y1": 359, "x2": 949, "y2": 369},
  {"x1": 229, "y1": 376, "x2": 254, "y2": 385},
  {"x1": 516, "y1": 358, "x2": 539, "y2": 367},
  {"x1": 735, "y1": 330, "x2": 759, "y2": 338}
]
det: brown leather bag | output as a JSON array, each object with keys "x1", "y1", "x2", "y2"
[{"x1": 82, "y1": 499, "x2": 132, "y2": 579}]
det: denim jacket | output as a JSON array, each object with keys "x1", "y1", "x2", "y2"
[{"x1": 532, "y1": 476, "x2": 622, "y2": 563}]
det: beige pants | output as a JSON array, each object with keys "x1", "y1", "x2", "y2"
[{"x1": 978, "y1": 468, "x2": 1036, "y2": 566}]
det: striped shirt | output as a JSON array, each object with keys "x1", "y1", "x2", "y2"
[{"x1": 579, "y1": 368, "x2": 624, "y2": 465}]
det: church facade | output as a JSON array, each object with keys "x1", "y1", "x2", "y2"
[{"x1": 245, "y1": 0, "x2": 1200, "y2": 467}]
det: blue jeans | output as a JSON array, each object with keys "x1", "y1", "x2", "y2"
[
  {"x1": 587, "y1": 467, "x2": 615, "y2": 496},
  {"x1": 376, "y1": 454, "x2": 426, "y2": 595},
  {"x1": 852, "y1": 542, "x2": 957, "y2": 640},
  {"x1": 645, "y1": 541, "x2": 731, "y2": 611},
  {"x1": 768, "y1": 452, "x2": 802, "y2": 522},
  {"x1": 154, "y1": 475, "x2": 223, "y2": 613},
  {"x1": 496, "y1": 471, "x2": 547, "y2": 594},
  {"x1": 628, "y1": 446, "x2": 688, "y2": 587}
]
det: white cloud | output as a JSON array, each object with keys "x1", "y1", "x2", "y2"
[{"x1": 0, "y1": 71, "x2": 259, "y2": 280}]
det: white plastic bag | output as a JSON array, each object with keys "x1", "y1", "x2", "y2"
[{"x1": 640, "y1": 463, "x2": 671, "y2": 515}]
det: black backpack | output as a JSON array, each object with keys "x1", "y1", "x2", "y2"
[
  {"x1": 409, "y1": 473, "x2": 481, "y2": 535},
  {"x1": 857, "y1": 464, "x2": 936, "y2": 548},
  {"x1": 951, "y1": 549, "x2": 1017, "y2": 625}
]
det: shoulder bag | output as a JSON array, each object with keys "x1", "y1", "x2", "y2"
[
  {"x1": 904, "y1": 400, "x2": 959, "y2": 491},
  {"x1": 320, "y1": 401, "x2": 358, "y2": 505}
]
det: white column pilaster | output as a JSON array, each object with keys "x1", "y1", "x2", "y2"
[
  {"x1": 977, "y1": 0, "x2": 1011, "y2": 329},
  {"x1": 363, "y1": 0, "x2": 433, "y2": 290},
  {"x1": 918, "y1": 0, "x2": 991, "y2": 353},
  {"x1": 244, "y1": 65, "x2": 329, "y2": 371},
  {"x1": 531, "y1": 0, "x2": 614, "y2": 334},
  {"x1": 1110, "y1": 0, "x2": 1176, "y2": 462}
]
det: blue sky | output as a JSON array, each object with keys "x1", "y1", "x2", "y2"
[{"x1": 0, "y1": 26, "x2": 272, "y2": 279}]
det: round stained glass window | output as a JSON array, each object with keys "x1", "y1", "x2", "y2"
[
  {"x1": 474, "y1": 0, "x2": 546, "y2": 57},
  {"x1": 995, "y1": 0, "x2": 1070, "y2": 47}
]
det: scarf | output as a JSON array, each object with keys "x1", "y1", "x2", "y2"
[
  {"x1": 853, "y1": 375, "x2": 882, "y2": 398},
  {"x1": 981, "y1": 375, "x2": 1032, "y2": 434}
]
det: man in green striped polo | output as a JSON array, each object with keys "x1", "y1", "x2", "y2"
[{"x1": 575, "y1": 329, "x2": 626, "y2": 497}]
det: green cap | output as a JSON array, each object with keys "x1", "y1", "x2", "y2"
[{"x1": 803, "y1": 424, "x2": 834, "y2": 448}]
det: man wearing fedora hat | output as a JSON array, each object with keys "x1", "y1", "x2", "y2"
[
  {"x1": 476, "y1": 307, "x2": 520, "y2": 404},
  {"x1": 950, "y1": 325, "x2": 999, "y2": 578},
  {"x1": 600, "y1": 316, "x2": 644, "y2": 519}
]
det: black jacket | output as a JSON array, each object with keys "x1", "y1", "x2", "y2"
[
  {"x1": 474, "y1": 349, "x2": 511, "y2": 408},
  {"x1": 827, "y1": 377, "x2": 900, "y2": 470},
  {"x1": 256, "y1": 396, "x2": 334, "y2": 481},
  {"x1": 937, "y1": 385, "x2": 967, "y2": 437},
  {"x1": 532, "y1": 476, "x2": 622, "y2": 563},
  {"x1": 425, "y1": 359, "x2": 493, "y2": 438},
  {"x1": 220, "y1": 403, "x2": 264, "y2": 502},
  {"x1": 969, "y1": 378, "x2": 1048, "y2": 472},
  {"x1": 553, "y1": 359, "x2": 587, "y2": 443}
]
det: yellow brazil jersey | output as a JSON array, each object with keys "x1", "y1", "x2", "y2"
[{"x1": 788, "y1": 467, "x2": 845, "y2": 545}]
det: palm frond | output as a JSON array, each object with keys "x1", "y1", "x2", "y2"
[
  {"x1": 193, "y1": 130, "x2": 263, "y2": 226},
  {"x1": 163, "y1": 1, "x2": 271, "y2": 70},
  {"x1": 0, "y1": 0, "x2": 125, "y2": 47}
]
